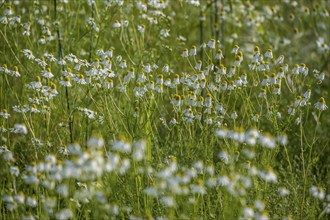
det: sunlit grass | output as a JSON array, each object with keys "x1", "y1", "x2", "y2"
[{"x1": 0, "y1": 0, "x2": 330, "y2": 219}]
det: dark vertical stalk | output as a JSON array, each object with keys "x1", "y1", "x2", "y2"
[
  {"x1": 89, "y1": 2, "x2": 95, "y2": 62},
  {"x1": 199, "y1": 10, "x2": 204, "y2": 62},
  {"x1": 210, "y1": 1, "x2": 214, "y2": 39},
  {"x1": 54, "y1": 0, "x2": 73, "y2": 143},
  {"x1": 214, "y1": 0, "x2": 220, "y2": 41},
  {"x1": 86, "y1": 1, "x2": 95, "y2": 145},
  {"x1": 199, "y1": 10, "x2": 205, "y2": 125},
  {"x1": 220, "y1": 0, "x2": 225, "y2": 55}
]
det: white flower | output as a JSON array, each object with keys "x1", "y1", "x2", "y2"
[
  {"x1": 160, "y1": 196, "x2": 175, "y2": 207},
  {"x1": 231, "y1": 112, "x2": 238, "y2": 119},
  {"x1": 264, "y1": 49, "x2": 273, "y2": 59},
  {"x1": 231, "y1": 45, "x2": 239, "y2": 54},
  {"x1": 278, "y1": 187, "x2": 290, "y2": 196},
  {"x1": 190, "y1": 45, "x2": 197, "y2": 56},
  {"x1": 207, "y1": 39, "x2": 216, "y2": 49},
  {"x1": 12, "y1": 124, "x2": 28, "y2": 134},
  {"x1": 137, "y1": 25, "x2": 145, "y2": 33},
  {"x1": 55, "y1": 209, "x2": 73, "y2": 220},
  {"x1": 314, "y1": 97, "x2": 328, "y2": 111},
  {"x1": 112, "y1": 20, "x2": 121, "y2": 28},
  {"x1": 243, "y1": 207, "x2": 254, "y2": 218},
  {"x1": 160, "y1": 29, "x2": 170, "y2": 37},
  {"x1": 60, "y1": 77, "x2": 72, "y2": 87},
  {"x1": 41, "y1": 68, "x2": 54, "y2": 78},
  {"x1": 181, "y1": 48, "x2": 189, "y2": 57},
  {"x1": 112, "y1": 140, "x2": 131, "y2": 153}
]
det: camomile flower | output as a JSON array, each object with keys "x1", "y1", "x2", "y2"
[
  {"x1": 10, "y1": 66, "x2": 20, "y2": 77},
  {"x1": 173, "y1": 74, "x2": 180, "y2": 85},
  {"x1": 195, "y1": 60, "x2": 202, "y2": 70},
  {"x1": 60, "y1": 76, "x2": 72, "y2": 87},
  {"x1": 143, "y1": 63, "x2": 151, "y2": 73},
  {"x1": 258, "y1": 88, "x2": 267, "y2": 98},
  {"x1": 41, "y1": 67, "x2": 54, "y2": 79},
  {"x1": 0, "y1": 109, "x2": 11, "y2": 119},
  {"x1": 189, "y1": 45, "x2": 197, "y2": 56},
  {"x1": 215, "y1": 49, "x2": 224, "y2": 60},
  {"x1": 160, "y1": 29, "x2": 170, "y2": 37},
  {"x1": 181, "y1": 48, "x2": 189, "y2": 57},
  {"x1": 112, "y1": 20, "x2": 121, "y2": 28},
  {"x1": 303, "y1": 89, "x2": 311, "y2": 100},
  {"x1": 137, "y1": 24, "x2": 145, "y2": 33},
  {"x1": 292, "y1": 64, "x2": 300, "y2": 75},
  {"x1": 12, "y1": 123, "x2": 28, "y2": 135},
  {"x1": 28, "y1": 76, "x2": 42, "y2": 90},
  {"x1": 275, "y1": 55, "x2": 284, "y2": 65},
  {"x1": 162, "y1": 64, "x2": 170, "y2": 73},
  {"x1": 273, "y1": 84, "x2": 281, "y2": 95},
  {"x1": 207, "y1": 39, "x2": 216, "y2": 49},
  {"x1": 314, "y1": 97, "x2": 328, "y2": 111},
  {"x1": 313, "y1": 69, "x2": 325, "y2": 82},
  {"x1": 38, "y1": 35, "x2": 46, "y2": 44},
  {"x1": 277, "y1": 67, "x2": 285, "y2": 78},
  {"x1": 231, "y1": 45, "x2": 239, "y2": 54},
  {"x1": 119, "y1": 59, "x2": 127, "y2": 69},
  {"x1": 74, "y1": 74, "x2": 87, "y2": 85},
  {"x1": 137, "y1": 72, "x2": 147, "y2": 83},
  {"x1": 22, "y1": 49, "x2": 35, "y2": 60},
  {"x1": 231, "y1": 112, "x2": 238, "y2": 119}
]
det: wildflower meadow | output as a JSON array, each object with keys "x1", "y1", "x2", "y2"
[{"x1": 1, "y1": 0, "x2": 330, "y2": 219}]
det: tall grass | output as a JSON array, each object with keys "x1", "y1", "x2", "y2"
[{"x1": 0, "y1": 0, "x2": 329, "y2": 219}]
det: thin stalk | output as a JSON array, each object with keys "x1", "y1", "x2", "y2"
[
  {"x1": 199, "y1": 10, "x2": 204, "y2": 62},
  {"x1": 54, "y1": 0, "x2": 73, "y2": 143}
]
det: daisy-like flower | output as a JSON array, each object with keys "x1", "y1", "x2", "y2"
[
  {"x1": 160, "y1": 29, "x2": 170, "y2": 37},
  {"x1": 112, "y1": 20, "x2": 121, "y2": 28},
  {"x1": 0, "y1": 109, "x2": 11, "y2": 118},
  {"x1": 22, "y1": 49, "x2": 35, "y2": 60},
  {"x1": 215, "y1": 49, "x2": 224, "y2": 60},
  {"x1": 195, "y1": 60, "x2": 202, "y2": 70},
  {"x1": 234, "y1": 76, "x2": 243, "y2": 86},
  {"x1": 162, "y1": 64, "x2": 169, "y2": 73},
  {"x1": 74, "y1": 74, "x2": 87, "y2": 85},
  {"x1": 27, "y1": 76, "x2": 42, "y2": 90},
  {"x1": 156, "y1": 74, "x2": 163, "y2": 85},
  {"x1": 143, "y1": 63, "x2": 151, "y2": 73},
  {"x1": 164, "y1": 78, "x2": 172, "y2": 87},
  {"x1": 264, "y1": 49, "x2": 273, "y2": 59},
  {"x1": 189, "y1": 45, "x2": 197, "y2": 56},
  {"x1": 137, "y1": 25, "x2": 145, "y2": 33},
  {"x1": 313, "y1": 69, "x2": 325, "y2": 82},
  {"x1": 228, "y1": 65, "x2": 236, "y2": 78},
  {"x1": 9, "y1": 66, "x2": 20, "y2": 77},
  {"x1": 277, "y1": 67, "x2": 285, "y2": 78},
  {"x1": 275, "y1": 55, "x2": 284, "y2": 65},
  {"x1": 181, "y1": 48, "x2": 189, "y2": 57},
  {"x1": 299, "y1": 63, "x2": 308, "y2": 76},
  {"x1": 60, "y1": 76, "x2": 72, "y2": 87},
  {"x1": 258, "y1": 88, "x2": 267, "y2": 98},
  {"x1": 273, "y1": 83, "x2": 281, "y2": 95},
  {"x1": 12, "y1": 123, "x2": 28, "y2": 135},
  {"x1": 303, "y1": 89, "x2": 311, "y2": 100},
  {"x1": 292, "y1": 64, "x2": 300, "y2": 75},
  {"x1": 41, "y1": 67, "x2": 54, "y2": 79},
  {"x1": 231, "y1": 45, "x2": 239, "y2": 54},
  {"x1": 233, "y1": 55, "x2": 242, "y2": 67},
  {"x1": 314, "y1": 97, "x2": 328, "y2": 111},
  {"x1": 119, "y1": 59, "x2": 127, "y2": 69},
  {"x1": 207, "y1": 39, "x2": 216, "y2": 49}
]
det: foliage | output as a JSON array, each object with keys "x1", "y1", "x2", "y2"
[{"x1": 0, "y1": 0, "x2": 330, "y2": 219}]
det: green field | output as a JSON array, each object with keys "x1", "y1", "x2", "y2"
[{"x1": 0, "y1": 0, "x2": 330, "y2": 219}]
